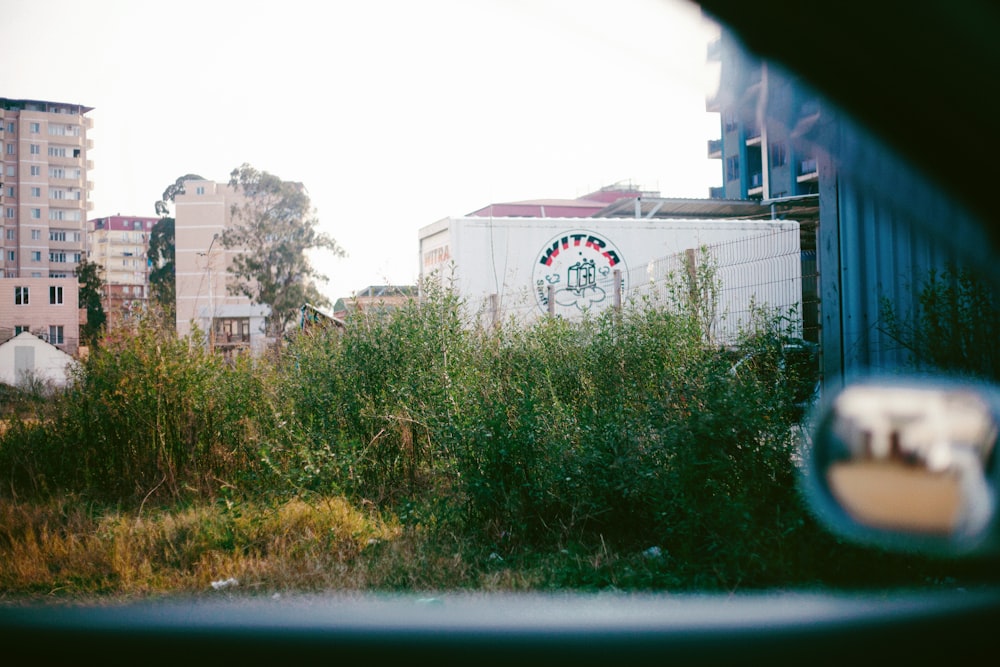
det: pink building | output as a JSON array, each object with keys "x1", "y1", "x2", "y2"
[
  {"x1": 1, "y1": 97, "x2": 94, "y2": 355},
  {"x1": 173, "y1": 180, "x2": 269, "y2": 355},
  {"x1": 88, "y1": 215, "x2": 158, "y2": 328},
  {"x1": 0, "y1": 276, "x2": 81, "y2": 354}
]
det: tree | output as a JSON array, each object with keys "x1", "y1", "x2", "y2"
[
  {"x1": 154, "y1": 173, "x2": 205, "y2": 218},
  {"x1": 76, "y1": 257, "x2": 106, "y2": 346},
  {"x1": 223, "y1": 163, "x2": 345, "y2": 337},
  {"x1": 150, "y1": 174, "x2": 204, "y2": 324}
]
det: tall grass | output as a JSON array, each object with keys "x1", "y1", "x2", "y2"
[{"x1": 3, "y1": 275, "x2": 979, "y2": 597}]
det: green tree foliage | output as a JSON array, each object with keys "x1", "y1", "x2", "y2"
[
  {"x1": 147, "y1": 217, "x2": 176, "y2": 323},
  {"x1": 154, "y1": 173, "x2": 205, "y2": 218},
  {"x1": 223, "y1": 163, "x2": 345, "y2": 337},
  {"x1": 75, "y1": 257, "x2": 106, "y2": 346},
  {"x1": 0, "y1": 315, "x2": 279, "y2": 502},
  {"x1": 149, "y1": 174, "x2": 204, "y2": 324}
]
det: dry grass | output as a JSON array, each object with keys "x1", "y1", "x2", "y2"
[{"x1": 0, "y1": 494, "x2": 414, "y2": 602}]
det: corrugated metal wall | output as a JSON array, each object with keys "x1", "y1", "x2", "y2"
[{"x1": 819, "y1": 167, "x2": 962, "y2": 392}]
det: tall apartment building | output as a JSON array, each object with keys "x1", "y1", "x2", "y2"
[
  {"x1": 705, "y1": 34, "x2": 820, "y2": 202},
  {"x1": 174, "y1": 179, "x2": 269, "y2": 356},
  {"x1": 88, "y1": 215, "x2": 157, "y2": 328},
  {"x1": 0, "y1": 97, "x2": 93, "y2": 354},
  {"x1": 702, "y1": 28, "x2": 976, "y2": 389}
]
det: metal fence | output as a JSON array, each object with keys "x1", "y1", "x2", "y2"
[
  {"x1": 625, "y1": 226, "x2": 811, "y2": 344},
  {"x1": 471, "y1": 226, "x2": 818, "y2": 345}
]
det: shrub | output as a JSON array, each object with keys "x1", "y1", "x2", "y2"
[{"x1": 0, "y1": 316, "x2": 281, "y2": 504}]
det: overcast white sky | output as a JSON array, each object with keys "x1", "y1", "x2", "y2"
[{"x1": 2, "y1": 0, "x2": 722, "y2": 302}]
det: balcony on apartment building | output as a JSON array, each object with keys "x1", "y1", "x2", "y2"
[
  {"x1": 705, "y1": 90, "x2": 720, "y2": 113},
  {"x1": 707, "y1": 138, "x2": 722, "y2": 159},
  {"x1": 212, "y1": 317, "x2": 252, "y2": 349},
  {"x1": 45, "y1": 148, "x2": 87, "y2": 168},
  {"x1": 797, "y1": 158, "x2": 819, "y2": 183},
  {"x1": 748, "y1": 171, "x2": 764, "y2": 198}
]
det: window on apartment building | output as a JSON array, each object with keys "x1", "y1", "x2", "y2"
[
  {"x1": 31, "y1": 229, "x2": 41, "y2": 240},
  {"x1": 14, "y1": 325, "x2": 29, "y2": 336},
  {"x1": 30, "y1": 209, "x2": 41, "y2": 219},
  {"x1": 30, "y1": 122, "x2": 40, "y2": 133},
  {"x1": 5, "y1": 143, "x2": 14, "y2": 155},
  {"x1": 15, "y1": 286, "x2": 29, "y2": 305},
  {"x1": 726, "y1": 155, "x2": 740, "y2": 181},
  {"x1": 196, "y1": 186, "x2": 205, "y2": 195},
  {"x1": 30, "y1": 144, "x2": 40, "y2": 155},
  {"x1": 5, "y1": 208, "x2": 14, "y2": 219},
  {"x1": 30, "y1": 165, "x2": 41, "y2": 176},
  {"x1": 47, "y1": 147, "x2": 66, "y2": 158},
  {"x1": 5, "y1": 229, "x2": 13, "y2": 240},
  {"x1": 48, "y1": 325, "x2": 64, "y2": 346},
  {"x1": 50, "y1": 285, "x2": 64, "y2": 305},
  {"x1": 770, "y1": 141, "x2": 787, "y2": 168},
  {"x1": 31, "y1": 251, "x2": 41, "y2": 262},
  {"x1": 5, "y1": 122, "x2": 14, "y2": 133},
  {"x1": 49, "y1": 167, "x2": 64, "y2": 178},
  {"x1": 5, "y1": 186, "x2": 13, "y2": 197},
  {"x1": 723, "y1": 112, "x2": 738, "y2": 133},
  {"x1": 51, "y1": 190, "x2": 65, "y2": 200},
  {"x1": 73, "y1": 253, "x2": 81, "y2": 263},
  {"x1": 50, "y1": 252, "x2": 66, "y2": 263},
  {"x1": 31, "y1": 187, "x2": 41, "y2": 197},
  {"x1": 5, "y1": 166, "x2": 15, "y2": 177},
  {"x1": 7, "y1": 251, "x2": 14, "y2": 262},
  {"x1": 50, "y1": 273, "x2": 67, "y2": 278}
]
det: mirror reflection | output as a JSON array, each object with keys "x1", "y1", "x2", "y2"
[{"x1": 826, "y1": 384, "x2": 997, "y2": 537}]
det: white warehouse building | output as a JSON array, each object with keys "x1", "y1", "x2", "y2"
[{"x1": 418, "y1": 216, "x2": 802, "y2": 342}]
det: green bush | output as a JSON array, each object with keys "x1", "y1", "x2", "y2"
[
  {"x1": 2, "y1": 266, "x2": 849, "y2": 589},
  {"x1": 0, "y1": 317, "x2": 282, "y2": 503}
]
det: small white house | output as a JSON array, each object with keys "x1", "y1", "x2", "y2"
[{"x1": 0, "y1": 331, "x2": 78, "y2": 389}]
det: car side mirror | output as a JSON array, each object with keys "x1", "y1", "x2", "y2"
[{"x1": 802, "y1": 376, "x2": 1000, "y2": 557}]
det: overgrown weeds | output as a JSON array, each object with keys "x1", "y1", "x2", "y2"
[{"x1": 2, "y1": 271, "x2": 982, "y2": 599}]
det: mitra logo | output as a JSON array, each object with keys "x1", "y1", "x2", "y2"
[{"x1": 533, "y1": 230, "x2": 627, "y2": 315}]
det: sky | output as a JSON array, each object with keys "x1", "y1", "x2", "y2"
[{"x1": 1, "y1": 0, "x2": 722, "y2": 303}]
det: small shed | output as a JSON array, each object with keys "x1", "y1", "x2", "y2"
[{"x1": 0, "y1": 331, "x2": 78, "y2": 389}]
